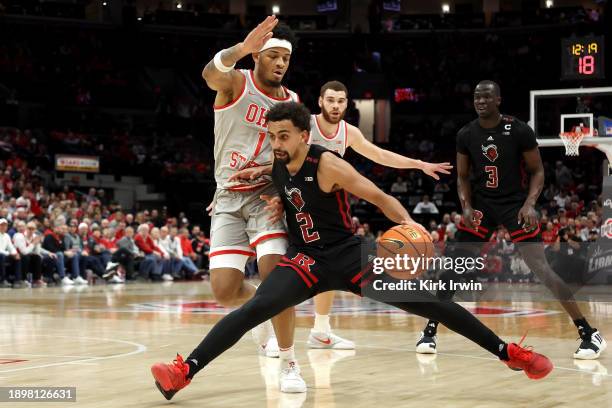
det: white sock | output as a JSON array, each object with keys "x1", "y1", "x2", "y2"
[
  {"x1": 279, "y1": 345, "x2": 296, "y2": 363},
  {"x1": 314, "y1": 313, "x2": 331, "y2": 333}
]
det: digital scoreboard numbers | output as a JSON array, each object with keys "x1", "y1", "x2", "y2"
[{"x1": 561, "y1": 36, "x2": 605, "y2": 80}]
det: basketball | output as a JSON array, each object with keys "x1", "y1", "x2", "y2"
[{"x1": 376, "y1": 223, "x2": 435, "y2": 280}]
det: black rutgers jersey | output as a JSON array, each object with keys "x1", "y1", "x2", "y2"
[
  {"x1": 456, "y1": 115, "x2": 538, "y2": 204},
  {"x1": 272, "y1": 144, "x2": 353, "y2": 247}
]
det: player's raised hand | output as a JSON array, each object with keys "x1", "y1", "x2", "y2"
[
  {"x1": 241, "y1": 15, "x2": 278, "y2": 55},
  {"x1": 261, "y1": 194, "x2": 284, "y2": 223},
  {"x1": 517, "y1": 203, "x2": 538, "y2": 230},
  {"x1": 420, "y1": 161, "x2": 453, "y2": 180}
]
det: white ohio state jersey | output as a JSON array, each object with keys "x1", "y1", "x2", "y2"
[
  {"x1": 308, "y1": 114, "x2": 348, "y2": 157},
  {"x1": 213, "y1": 69, "x2": 299, "y2": 191}
]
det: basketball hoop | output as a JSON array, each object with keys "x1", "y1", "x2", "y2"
[{"x1": 559, "y1": 131, "x2": 585, "y2": 156}]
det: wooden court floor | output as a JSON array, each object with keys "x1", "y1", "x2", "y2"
[{"x1": 0, "y1": 281, "x2": 611, "y2": 408}]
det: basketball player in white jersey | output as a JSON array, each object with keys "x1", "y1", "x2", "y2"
[
  {"x1": 230, "y1": 80, "x2": 453, "y2": 350},
  {"x1": 201, "y1": 15, "x2": 305, "y2": 393}
]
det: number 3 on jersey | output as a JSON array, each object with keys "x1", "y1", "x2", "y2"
[
  {"x1": 296, "y1": 212, "x2": 320, "y2": 243},
  {"x1": 485, "y1": 165, "x2": 498, "y2": 188}
]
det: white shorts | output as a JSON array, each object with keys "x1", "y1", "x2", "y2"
[{"x1": 209, "y1": 184, "x2": 288, "y2": 272}]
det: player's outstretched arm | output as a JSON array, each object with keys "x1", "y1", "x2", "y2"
[
  {"x1": 202, "y1": 15, "x2": 278, "y2": 95},
  {"x1": 318, "y1": 152, "x2": 413, "y2": 225},
  {"x1": 347, "y1": 124, "x2": 452, "y2": 179}
]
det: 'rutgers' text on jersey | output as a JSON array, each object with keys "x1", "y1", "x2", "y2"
[
  {"x1": 456, "y1": 115, "x2": 538, "y2": 204},
  {"x1": 213, "y1": 69, "x2": 299, "y2": 191},
  {"x1": 308, "y1": 115, "x2": 348, "y2": 156},
  {"x1": 272, "y1": 144, "x2": 353, "y2": 247}
]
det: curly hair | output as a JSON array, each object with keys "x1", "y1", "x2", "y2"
[{"x1": 266, "y1": 102, "x2": 311, "y2": 132}]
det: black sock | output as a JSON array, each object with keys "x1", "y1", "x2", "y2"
[
  {"x1": 573, "y1": 318, "x2": 594, "y2": 338},
  {"x1": 186, "y1": 358, "x2": 200, "y2": 380},
  {"x1": 424, "y1": 320, "x2": 439, "y2": 337},
  {"x1": 498, "y1": 343, "x2": 509, "y2": 361}
]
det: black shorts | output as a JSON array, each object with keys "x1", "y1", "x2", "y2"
[
  {"x1": 277, "y1": 236, "x2": 374, "y2": 294},
  {"x1": 456, "y1": 196, "x2": 541, "y2": 243}
]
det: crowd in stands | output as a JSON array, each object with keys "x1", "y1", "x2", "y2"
[{"x1": 0, "y1": 152, "x2": 210, "y2": 289}]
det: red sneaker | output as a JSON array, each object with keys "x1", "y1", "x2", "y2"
[
  {"x1": 504, "y1": 338, "x2": 553, "y2": 380},
  {"x1": 151, "y1": 354, "x2": 191, "y2": 400}
]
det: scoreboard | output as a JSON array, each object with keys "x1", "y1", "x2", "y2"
[{"x1": 561, "y1": 36, "x2": 605, "y2": 80}]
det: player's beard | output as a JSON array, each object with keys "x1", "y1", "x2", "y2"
[
  {"x1": 274, "y1": 149, "x2": 290, "y2": 163},
  {"x1": 321, "y1": 106, "x2": 345, "y2": 124}
]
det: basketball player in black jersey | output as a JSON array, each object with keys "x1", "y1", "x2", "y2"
[
  {"x1": 416, "y1": 80, "x2": 606, "y2": 360},
  {"x1": 150, "y1": 102, "x2": 552, "y2": 401}
]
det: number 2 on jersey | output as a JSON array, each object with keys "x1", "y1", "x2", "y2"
[
  {"x1": 296, "y1": 213, "x2": 320, "y2": 243},
  {"x1": 485, "y1": 165, "x2": 498, "y2": 188}
]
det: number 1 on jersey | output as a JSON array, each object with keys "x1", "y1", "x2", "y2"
[
  {"x1": 296, "y1": 212, "x2": 320, "y2": 243},
  {"x1": 485, "y1": 165, "x2": 498, "y2": 188}
]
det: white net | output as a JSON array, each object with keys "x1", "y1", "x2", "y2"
[{"x1": 559, "y1": 131, "x2": 585, "y2": 156}]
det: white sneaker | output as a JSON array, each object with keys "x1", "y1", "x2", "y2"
[
  {"x1": 105, "y1": 261, "x2": 119, "y2": 272},
  {"x1": 279, "y1": 361, "x2": 307, "y2": 393},
  {"x1": 574, "y1": 330, "x2": 607, "y2": 360},
  {"x1": 61, "y1": 276, "x2": 74, "y2": 286},
  {"x1": 415, "y1": 331, "x2": 437, "y2": 354},
  {"x1": 74, "y1": 276, "x2": 89, "y2": 285},
  {"x1": 161, "y1": 274, "x2": 174, "y2": 281},
  {"x1": 307, "y1": 330, "x2": 355, "y2": 350},
  {"x1": 109, "y1": 275, "x2": 124, "y2": 284}
]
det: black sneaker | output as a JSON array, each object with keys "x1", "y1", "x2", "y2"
[
  {"x1": 416, "y1": 331, "x2": 437, "y2": 354},
  {"x1": 103, "y1": 262, "x2": 120, "y2": 279}
]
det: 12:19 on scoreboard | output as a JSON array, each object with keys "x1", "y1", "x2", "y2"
[{"x1": 561, "y1": 36, "x2": 605, "y2": 80}]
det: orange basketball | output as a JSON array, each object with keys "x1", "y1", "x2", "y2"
[{"x1": 376, "y1": 223, "x2": 435, "y2": 280}]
